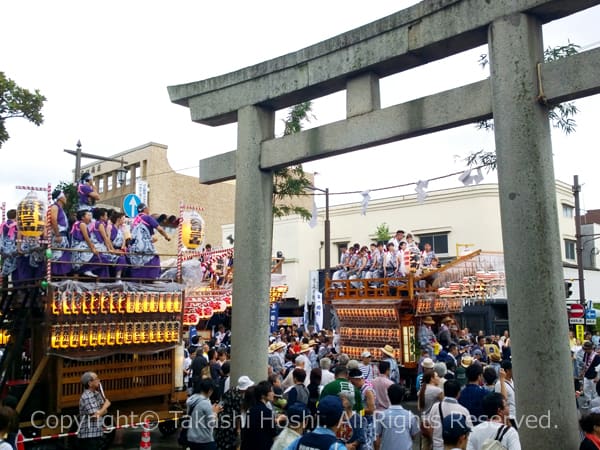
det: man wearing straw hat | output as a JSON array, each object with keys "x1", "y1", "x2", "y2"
[
  {"x1": 78, "y1": 371, "x2": 111, "y2": 450},
  {"x1": 269, "y1": 341, "x2": 287, "y2": 378},
  {"x1": 419, "y1": 316, "x2": 436, "y2": 359},
  {"x1": 380, "y1": 345, "x2": 400, "y2": 384},
  {"x1": 438, "y1": 317, "x2": 454, "y2": 350}
]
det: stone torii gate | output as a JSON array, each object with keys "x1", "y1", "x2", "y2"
[{"x1": 169, "y1": 1, "x2": 600, "y2": 447}]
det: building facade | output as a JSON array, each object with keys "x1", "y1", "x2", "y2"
[{"x1": 235, "y1": 180, "x2": 598, "y2": 310}]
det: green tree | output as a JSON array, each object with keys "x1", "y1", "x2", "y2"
[
  {"x1": 375, "y1": 223, "x2": 391, "y2": 243},
  {"x1": 468, "y1": 43, "x2": 580, "y2": 171},
  {"x1": 0, "y1": 72, "x2": 46, "y2": 148},
  {"x1": 54, "y1": 180, "x2": 78, "y2": 223},
  {"x1": 273, "y1": 101, "x2": 314, "y2": 220}
]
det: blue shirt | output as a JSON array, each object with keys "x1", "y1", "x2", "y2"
[
  {"x1": 284, "y1": 427, "x2": 348, "y2": 450},
  {"x1": 374, "y1": 405, "x2": 419, "y2": 450},
  {"x1": 458, "y1": 383, "x2": 488, "y2": 424}
]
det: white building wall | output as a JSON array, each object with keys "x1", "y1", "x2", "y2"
[
  {"x1": 325, "y1": 184, "x2": 504, "y2": 258},
  {"x1": 223, "y1": 181, "x2": 584, "y2": 306}
]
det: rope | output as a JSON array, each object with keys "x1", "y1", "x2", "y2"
[
  {"x1": 177, "y1": 202, "x2": 183, "y2": 282},
  {"x1": 45, "y1": 183, "x2": 52, "y2": 283},
  {"x1": 303, "y1": 165, "x2": 487, "y2": 196},
  {"x1": 22, "y1": 416, "x2": 180, "y2": 443},
  {"x1": 15, "y1": 186, "x2": 47, "y2": 192}
]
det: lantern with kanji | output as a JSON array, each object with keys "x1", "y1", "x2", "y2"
[
  {"x1": 181, "y1": 210, "x2": 205, "y2": 249},
  {"x1": 17, "y1": 191, "x2": 46, "y2": 237}
]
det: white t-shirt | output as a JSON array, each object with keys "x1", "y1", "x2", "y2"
[
  {"x1": 495, "y1": 379, "x2": 516, "y2": 419},
  {"x1": 466, "y1": 421, "x2": 521, "y2": 450},
  {"x1": 426, "y1": 399, "x2": 473, "y2": 450},
  {"x1": 320, "y1": 369, "x2": 335, "y2": 386},
  {"x1": 183, "y1": 356, "x2": 192, "y2": 385}
]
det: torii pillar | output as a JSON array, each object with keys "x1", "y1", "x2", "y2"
[
  {"x1": 490, "y1": 14, "x2": 579, "y2": 447},
  {"x1": 229, "y1": 105, "x2": 275, "y2": 384}
]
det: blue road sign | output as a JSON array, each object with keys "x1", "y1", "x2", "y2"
[
  {"x1": 586, "y1": 309, "x2": 597, "y2": 320},
  {"x1": 123, "y1": 193, "x2": 142, "y2": 218},
  {"x1": 269, "y1": 303, "x2": 279, "y2": 333}
]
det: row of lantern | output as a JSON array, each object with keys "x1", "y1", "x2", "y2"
[
  {"x1": 49, "y1": 320, "x2": 181, "y2": 349},
  {"x1": 416, "y1": 298, "x2": 463, "y2": 314},
  {"x1": 335, "y1": 307, "x2": 398, "y2": 322},
  {"x1": 441, "y1": 275, "x2": 504, "y2": 296},
  {"x1": 183, "y1": 292, "x2": 233, "y2": 325},
  {"x1": 270, "y1": 286, "x2": 289, "y2": 303},
  {"x1": 51, "y1": 291, "x2": 183, "y2": 316},
  {"x1": 340, "y1": 327, "x2": 401, "y2": 343},
  {"x1": 184, "y1": 296, "x2": 231, "y2": 313}
]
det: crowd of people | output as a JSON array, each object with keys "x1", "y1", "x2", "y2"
[
  {"x1": 173, "y1": 323, "x2": 416, "y2": 450},
  {"x1": 0, "y1": 173, "x2": 173, "y2": 283},
  {"x1": 332, "y1": 230, "x2": 440, "y2": 288},
  {"x1": 570, "y1": 328, "x2": 600, "y2": 450},
  {"x1": 170, "y1": 319, "x2": 523, "y2": 450},
  {"x1": 414, "y1": 315, "x2": 518, "y2": 450},
  {"x1": 69, "y1": 314, "x2": 600, "y2": 449},
  {"x1": 138, "y1": 321, "x2": 522, "y2": 450}
]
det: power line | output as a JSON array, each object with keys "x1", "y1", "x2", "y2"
[
  {"x1": 302, "y1": 165, "x2": 487, "y2": 196},
  {"x1": 142, "y1": 162, "x2": 487, "y2": 198}
]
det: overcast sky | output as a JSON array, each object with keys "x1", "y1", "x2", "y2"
[{"x1": 2, "y1": 1, "x2": 600, "y2": 214}]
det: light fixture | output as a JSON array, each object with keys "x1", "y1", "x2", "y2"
[{"x1": 116, "y1": 158, "x2": 128, "y2": 186}]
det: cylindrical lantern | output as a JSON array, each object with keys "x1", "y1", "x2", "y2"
[
  {"x1": 181, "y1": 210, "x2": 205, "y2": 249},
  {"x1": 17, "y1": 191, "x2": 46, "y2": 238}
]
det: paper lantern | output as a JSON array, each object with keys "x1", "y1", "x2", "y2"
[
  {"x1": 181, "y1": 210, "x2": 205, "y2": 249},
  {"x1": 17, "y1": 191, "x2": 46, "y2": 238}
]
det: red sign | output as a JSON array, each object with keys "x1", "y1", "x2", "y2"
[{"x1": 569, "y1": 304, "x2": 584, "y2": 318}]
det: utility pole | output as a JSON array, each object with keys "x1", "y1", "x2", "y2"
[
  {"x1": 573, "y1": 175, "x2": 586, "y2": 309},
  {"x1": 324, "y1": 187, "x2": 330, "y2": 277},
  {"x1": 74, "y1": 140, "x2": 82, "y2": 182},
  {"x1": 64, "y1": 141, "x2": 128, "y2": 183}
]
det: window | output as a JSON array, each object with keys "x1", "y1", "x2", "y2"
[
  {"x1": 417, "y1": 233, "x2": 449, "y2": 255},
  {"x1": 97, "y1": 177, "x2": 104, "y2": 194},
  {"x1": 106, "y1": 174, "x2": 113, "y2": 192},
  {"x1": 564, "y1": 240, "x2": 576, "y2": 260},
  {"x1": 562, "y1": 204, "x2": 574, "y2": 218}
]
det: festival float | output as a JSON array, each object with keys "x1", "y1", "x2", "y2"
[
  {"x1": 326, "y1": 250, "x2": 506, "y2": 385},
  {"x1": 0, "y1": 193, "x2": 263, "y2": 448}
]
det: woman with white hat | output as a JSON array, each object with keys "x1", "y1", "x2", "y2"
[{"x1": 214, "y1": 375, "x2": 254, "y2": 450}]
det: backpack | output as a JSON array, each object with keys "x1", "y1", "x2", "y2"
[
  {"x1": 285, "y1": 383, "x2": 309, "y2": 406},
  {"x1": 481, "y1": 425, "x2": 509, "y2": 450}
]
